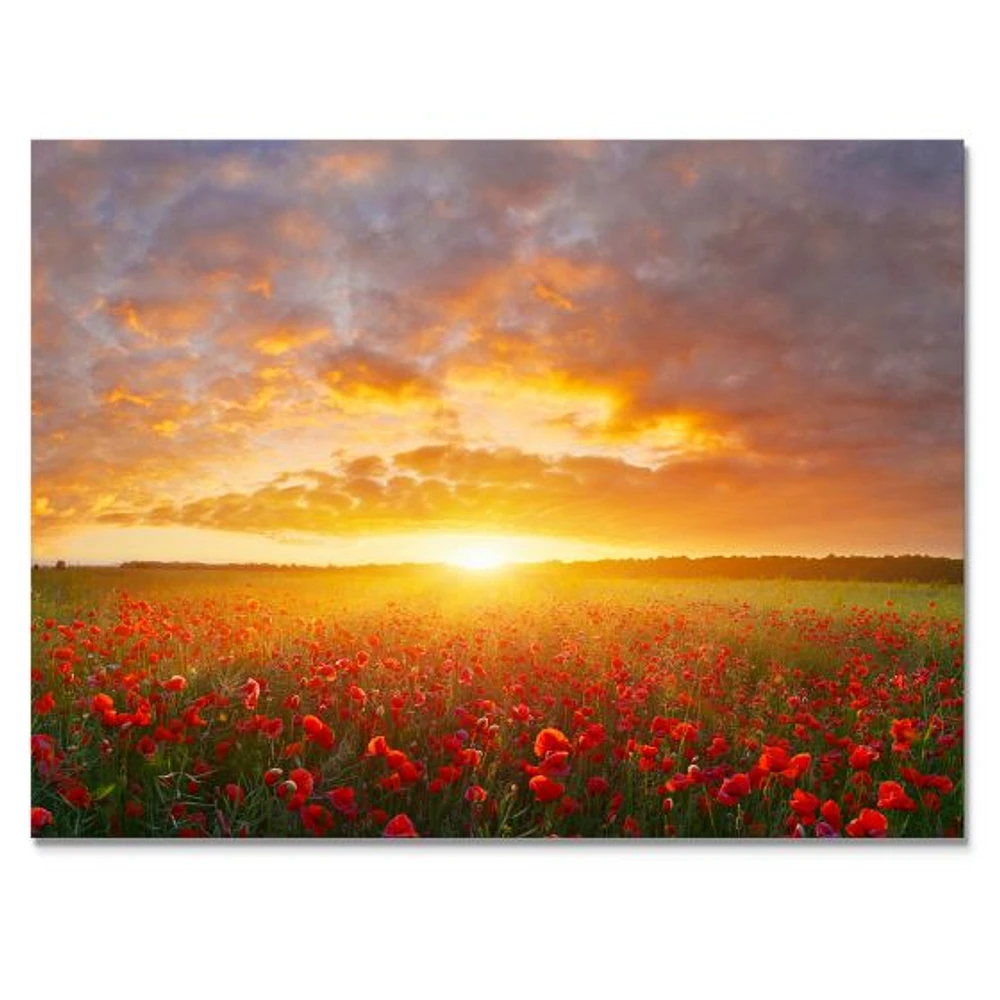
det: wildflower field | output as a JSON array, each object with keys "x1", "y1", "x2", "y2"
[{"x1": 30, "y1": 566, "x2": 964, "y2": 839}]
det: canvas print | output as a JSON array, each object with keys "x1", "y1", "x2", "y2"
[{"x1": 31, "y1": 140, "x2": 964, "y2": 839}]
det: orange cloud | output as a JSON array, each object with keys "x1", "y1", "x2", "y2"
[
  {"x1": 62, "y1": 443, "x2": 960, "y2": 559},
  {"x1": 309, "y1": 150, "x2": 387, "y2": 184},
  {"x1": 438, "y1": 254, "x2": 615, "y2": 321},
  {"x1": 321, "y1": 349, "x2": 442, "y2": 410},
  {"x1": 106, "y1": 298, "x2": 213, "y2": 344},
  {"x1": 533, "y1": 282, "x2": 574, "y2": 311},
  {"x1": 104, "y1": 387, "x2": 150, "y2": 408},
  {"x1": 246, "y1": 276, "x2": 273, "y2": 299},
  {"x1": 253, "y1": 325, "x2": 329, "y2": 357},
  {"x1": 151, "y1": 419, "x2": 180, "y2": 438},
  {"x1": 273, "y1": 210, "x2": 326, "y2": 250}
]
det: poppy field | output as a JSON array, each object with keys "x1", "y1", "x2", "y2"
[{"x1": 30, "y1": 567, "x2": 964, "y2": 839}]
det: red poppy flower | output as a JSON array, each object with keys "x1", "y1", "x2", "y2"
[
  {"x1": 527, "y1": 750, "x2": 571, "y2": 779},
  {"x1": 510, "y1": 703, "x2": 532, "y2": 723},
  {"x1": 91, "y1": 693, "x2": 114, "y2": 714},
  {"x1": 59, "y1": 782, "x2": 91, "y2": 809},
  {"x1": 529, "y1": 774, "x2": 565, "y2": 803},
  {"x1": 846, "y1": 808, "x2": 889, "y2": 838},
  {"x1": 260, "y1": 716, "x2": 284, "y2": 740},
  {"x1": 650, "y1": 716, "x2": 674, "y2": 737},
  {"x1": 31, "y1": 807, "x2": 54, "y2": 834},
  {"x1": 789, "y1": 788, "x2": 821, "y2": 820},
  {"x1": 757, "y1": 745, "x2": 811, "y2": 783},
  {"x1": 224, "y1": 783, "x2": 245, "y2": 806},
  {"x1": 398, "y1": 760, "x2": 422, "y2": 784},
  {"x1": 328, "y1": 786, "x2": 358, "y2": 817},
  {"x1": 534, "y1": 727, "x2": 571, "y2": 759},
  {"x1": 380, "y1": 772, "x2": 402, "y2": 792},
  {"x1": 577, "y1": 723, "x2": 607, "y2": 752},
  {"x1": 300, "y1": 803, "x2": 334, "y2": 836},
  {"x1": 671, "y1": 721, "x2": 699, "y2": 745},
  {"x1": 465, "y1": 784, "x2": 488, "y2": 803},
  {"x1": 302, "y1": 714, "x2": 335, "y2": 750},
  {"x1": 31, "y1": 733, "x2": 57, "y2": 767},
  {"x1": 383, "y1": 813, "x2": 419, "y2": 838},
  {"x1": 33, "y1": 692, "x2": 56, "y2": 716},
  {"x1": 928, "y1": 775, "x2": 954, "y2": 794},
  {"x1": 877, "y1": 781, "x2": 916, "y2": 812},
  {"x1": 586, "y1": 776, "x2": 610, "y2": 797},
  {"x1": 280, "y1": 768, "x2": 315, "y2": 810},
  {"x1": 163, "y1": 675, "x2": 187, "y2": 693},
  {"x1": 241, "y1": 678, "x2": 260, "y2": 710},
  {"x1": 820, "y1": 799, "x2": 842, "y2": 832},
  {"x1": 890, "y1": 718, "x2": 920, "y2": 753},
  {"x1": 289, "y1": 768, "x2": 313, "y2": 794},
  {"x1": 717, "y1": 772, "x2": 751, "y2": 806},
  {"x1": 848, "y1": 745, "x2": 879, "y2": 770}
]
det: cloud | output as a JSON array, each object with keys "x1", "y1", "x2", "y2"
[
  {"x1": 32, "y1": 141, "x2": 964, "y2": 558},
  {"x1": 320, "y1": 347, "x2": 442, "y2": 408},
  {"x1": 84, "y1": 443, "x2": 962, "y2": 556}
]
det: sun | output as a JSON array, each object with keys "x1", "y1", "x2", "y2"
[{"x1": 447, "y1": 544, "x2": 507, "y2": 571}]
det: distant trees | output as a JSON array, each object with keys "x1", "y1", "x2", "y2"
[
  {"x1": 116, "y1": 554, "x2": 964, "y2": 584},
  {"x1": 559, "y1": 554, "x2": 963, "y2": 584}
]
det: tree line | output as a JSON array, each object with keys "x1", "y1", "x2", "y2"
[{"x1": 106, "y1": 554, "x2": 963, "y2": 583}]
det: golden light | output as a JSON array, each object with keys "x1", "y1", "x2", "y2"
[{"x1": 447, "y1": 543, "x2": 508, "y2": 571}]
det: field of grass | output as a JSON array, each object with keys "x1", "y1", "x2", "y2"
[{"x1": 30, "y1": 566, "x2": 964, "y2": 838}]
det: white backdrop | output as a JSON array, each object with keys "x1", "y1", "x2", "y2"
[{"x1": 3, "y1": 3, "x2": 995, "y2": 998}]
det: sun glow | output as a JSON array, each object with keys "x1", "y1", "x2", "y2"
[{"x1": 447, "y1": 544, "x2": 508, "y2": 571}]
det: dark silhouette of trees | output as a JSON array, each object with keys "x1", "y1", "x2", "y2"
[{"x1": 116, "y1": 554, "x2": 963, "y2": 584}]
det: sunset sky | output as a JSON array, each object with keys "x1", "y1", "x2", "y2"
[{"x1": 31, "y1": 140, "x2": 964, "y2": 565}]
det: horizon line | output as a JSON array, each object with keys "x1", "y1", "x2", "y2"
[{"x1": 32, "y1": 552, "x2": 965, "y2": 570}]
